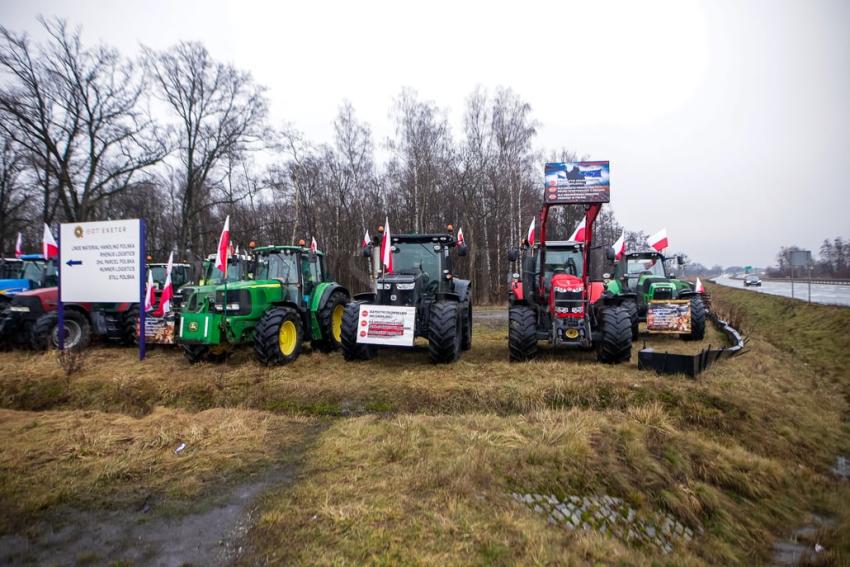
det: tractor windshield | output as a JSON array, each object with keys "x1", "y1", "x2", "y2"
[
  {"x1": 542, "y1": 247, "x2": 584, "y2": 279},
  {"x1": 392, "y1": 242, "x2": 441, "y2": 279},
  {"x1": 21, "y1": 260, "x2": 53, "y2": 283},
  {"x1": 205, "y1": 258, "x2": 245, "y2": 284},
  {"x1": 256, "y1": 252, "x2": 299, "y2": 284},
  {"x1": 0, "y1": 261, "x2": 21, "y2": 278},
  {"x1": 626, "y1": 257, "x2": 666, "y2": 278},
  {"x1": 148, "y1": 266, "x2": 168, "y2": 286}
]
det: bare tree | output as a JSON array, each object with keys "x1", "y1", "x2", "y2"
[
  {"x1": 0, "y1": 18, "x2": 168, "y2": 222},
  {"x1": 144, "y1": 41, "x2": 268, "y2": 257},
  {"x1": 0, "y1": 137, "x2": 29, "y2": 252}
]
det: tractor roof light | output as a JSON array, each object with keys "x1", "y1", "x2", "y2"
[
  {"x1": 249, "y1": 240, "x2": 256, "y2": 249},
  {"x1": 378, "y1": 225, "x2": 384, "y2": 234},
  {"x1": 447, "y1": 223, "x2": 454, "y2": 233},
  {"x1": 298, "y1": 239, "x2": 306, "y2": 247}
]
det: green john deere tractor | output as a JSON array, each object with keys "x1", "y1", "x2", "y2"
[
  {"x1": 177, "y1": 244, "x2": 349, "y2": 364},
  {"x1": 606, "y1": 251, "x2": 705, "y2": 341}
]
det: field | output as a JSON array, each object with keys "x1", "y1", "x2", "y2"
[{"x1": 1, "y1": 285, "x2": 849, "y2": 565}]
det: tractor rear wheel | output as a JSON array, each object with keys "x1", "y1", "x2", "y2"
[
  {"x1": 622, "y1": 299, "x2": 639, "y2": 341},
  {"x1": 30, "y1": 310, "x2": 91, "y2": 351},
  {"x1": 597, "y1": 306, "x2": 632, "y2": 364},
  {"x1": 461, "y1": 299, "x2": 472, "y2": 351},
  {"x1": 682, "y1": 295, "x2": 706, "y2": 341},
  {"x1": 428, "y1": 301, "x2": 461, "y2": 364},
  {"x1": 253, "y1": 307, "x2": 304, "y2": 365},
  {"x1": 314, "y1": 290, "x2": 348, "y2": 353},
  {"x1": 508, "y1": 305, "x2": 537, "y2": 362},
  {"x1": 340, "y1": 302, "x2": 376, "y2": 361}
]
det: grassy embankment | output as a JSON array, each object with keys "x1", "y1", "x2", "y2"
[{"x1": 0, "y1": 285, "x2": 848, "y2": 564}]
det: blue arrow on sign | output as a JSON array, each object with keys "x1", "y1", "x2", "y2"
[{"x1": 66, "y1": 259, "x2": 82, "y2": 267}]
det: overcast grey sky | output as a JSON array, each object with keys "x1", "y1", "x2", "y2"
[{"x1": 3, "y1": 0, "x2": 848, "y2": 267}]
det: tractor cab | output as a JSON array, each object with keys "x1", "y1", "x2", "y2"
[
  {"x1": 0, "y1": 258, "x2": 22, "y2": 279},
  {"x1": 199, "y1": 253, "x2": 253, "y2": 285},
  {"x1": 0, "y1": 255, "x2": 56, "y2": 303},
  {"x1": 611, "y1": 251, "x2": 691, "y2": 307}
]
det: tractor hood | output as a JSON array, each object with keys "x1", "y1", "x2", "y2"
[{"x1": 0, "y1": 279, "x2": 32, "y2": 297}]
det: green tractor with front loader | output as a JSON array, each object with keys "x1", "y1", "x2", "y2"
[
  {"x1": 606, "y1": 251, "x2": 706, "y2": 341},
  {"x1": 177, "y1": 243, "x2": 349, "y2": 364}
]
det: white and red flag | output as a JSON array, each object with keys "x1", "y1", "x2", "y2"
[
  {"x1": 154, "y1": 252, "x2": 175, "y2": 316},
  {"x1": 42, "y1": 224, "x2": 58, "y2": 259},
  {"x1": 648, "y1": 228, "x2": 668, "y2": 252},
  {"x1": 457, "y1": 227, "x2": 465, "y2": 246},
  {"x1": 695, "y1": 277, "x2": 705, "y2": 294},
  {"x1": 568, "y1": 217, "x2": 587, "y2": 242},
  {"x1": 15, "y1": 232, "x2": 22, "y2": 258},
  {"x1": 310, "y1": 237, "x2": 318, "y2": 253},
  {"x1": 526, "y1": 217, "x2": 536, "y2": 245},
  {"x1": 144, "y1": 268, "x2": 155, "y2": 312},
  {"x1": 362, "y1": 229, "x2": 371, "y2": 248},
  {"x1": 214, "y1": 215, "x2": 231, "y2": 276},
  {"x1": 380, "y1": 217, "x2": 393, "y2": 273},
  {"x1": 612, "y1": 231, "x2": 626, "y2": 261}
]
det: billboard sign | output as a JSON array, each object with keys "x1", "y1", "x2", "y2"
[
  {"x1": 356, "y1": 304, "x2": 416, "y2": 346},
  {"x1": 789, "y1": 250, "x2": 811, "y2": 268},
  {"x1": 544, "y1": 161, "x2": 610, "y2": 204},
  {"x1": 647, "y1": 300, "x2": 692, "y2": 334}
]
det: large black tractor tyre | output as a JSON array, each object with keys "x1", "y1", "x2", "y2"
[
  {"x1": 340, "y1": 302, "x2": 376, "y2": 361},
  {"x1": 597, "y1": 306, "x2": 632, "y2": 364},
  {"x1": 30, "y1": 310, "x2": 92, "y2": 351},
  {"x1": 622, "y1": 299, "x2": 639, "y2": 341},
  {"x1": 682, "y1": 295, "x2": 706, "y2": 341},
  {"x1": 123, "y1": 306, "x2": 139, "y2": 345},
  {"x1": 428, "y1": 301, "x2": 462, "y2": 364},
  {"x1": 314, "y1": 290, "x2": 348, "y2": 353},
  {"x1": 508, "y1": 305, "x2": 538, "y2": 362},
  {"x1": 461, "y1": 299, "x2": 472, "y2": 351},
  {"x1": 183, "y1": 345, "x2": 209, "y2": 364},
  {"x1": 253, "y1": 307, "x2": 304, "y2": 365}
]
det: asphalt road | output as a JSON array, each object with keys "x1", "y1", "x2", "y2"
[{"x1": 713, "y1": 276, "x2": 850, "y2": 307}]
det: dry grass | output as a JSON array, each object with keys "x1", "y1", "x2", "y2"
[{"x1": 0, "y1": 287, "x2": 848, "y2": 565}]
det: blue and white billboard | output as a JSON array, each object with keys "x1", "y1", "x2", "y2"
[{"x1": 544, "y1": 161, "x2": 610, "y2": 204}]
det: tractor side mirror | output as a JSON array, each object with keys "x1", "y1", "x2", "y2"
[
  {"x1": 508, "y1": 248, "x2": 519, "y2": 262},
  {"x1": 458, "y1": 244, "x2": 468, "y2": 257},
  {"x1": 677, "y1": 255, "x2": 685, "y2": 265},
  {"x1": 605, "y1": 247, "x2": 616, "y2": 262},
  {"x1": 308, "y1": 252, "x2": 318, "y2": 263},
  {"x1": 361, "y1": 246, "x2": 371, "y2": 258}
]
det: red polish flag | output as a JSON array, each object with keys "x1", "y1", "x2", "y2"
[
  {"x1": 648, "y1": 228, "x2": 668, "y2": 252},
  {"x1": 568, "y1": 217, "x2": 587, "y2": 242},
  {"x1": 154, "y1": 252, "x2": 175, "y2": 316},
  {"x1": 380, "y1": 217, "x2": 393, "y2": 273},
  {"x1": 214, "y1": 215, "x2": 230, "y2": 276},
  {"x1": 310, "y1": 237, "x2": 318, "y2": 253},
  {"x1": 362, "y1": 229, "x2": 371, "y2": 247},
  {"x1": 526, "y1": 217, "x2": 536, "y2": 245},
  {"x1": 457, "y1": 227, "x2": 465, "y2": 246},
  {"x1": 144, "y1": 268, "x2": 155, "y2": 312},
  {"x1": 612, "y1": 231, "x2": 626, "y2": 260},
  {"x1": 695, "y1": 277, "x2": 705, "y2": 294},
  {"x1": 15, "y1": 232, "x2": 22, "y2": 258},
  {"x1": 42, "y1": 224, "x2": 58, "y2": 259}
]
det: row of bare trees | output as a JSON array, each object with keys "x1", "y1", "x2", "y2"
[{"x1": 1, "y1": 18, "x2": 627, "y2": 302}]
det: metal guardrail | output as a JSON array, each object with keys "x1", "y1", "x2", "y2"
[{"x1": 637, "y1": 312, "x2": 745, "y2": 378}]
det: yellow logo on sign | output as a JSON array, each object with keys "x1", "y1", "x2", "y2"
[{"x1": 74, "y1": 226, "x2": 84, "y2": 238}]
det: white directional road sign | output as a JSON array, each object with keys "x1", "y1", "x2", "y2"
[{"x1": 60, "y1": 219, "x2": 142, "y2": 303}]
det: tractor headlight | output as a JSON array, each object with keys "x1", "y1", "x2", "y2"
[
  {"x1": 9, "y1": 306, "x2": 29, "y2": 312},
  {"x1": 396, "y1": 283, "x2": 415, "y2": 290}
]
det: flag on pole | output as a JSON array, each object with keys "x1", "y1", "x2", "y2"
[
  {"x1": 310, "y1": 237, "x2": 318, "y2": 253},
  {"x1": 648, "y1": 228, "x2": 668, "y2": 252},
  {"x1": 42, "y1": 224, "x2": 58, "y2": 259},
  {"x1": 144, "y1": 268, "x2": 155, "y2": 312},
  {"x1": 214, "y1": 215, "x2": 230, "y2": 276},
  {"x1": 362, "y1": 229, "x2": 371, "y2": 247},
  {"x1": 526, "y1": 218, "x2": 536, "y2": 245},
  {"x1": 457, "y1": 227, "x2": 465, "y2": 246},
  {"x1": 15, "y1": 232, "x2": 22, "y2": 258},
  {"x1": 154, "y1": 252, "x2": 175, "y2": 316},
  {"x1": 612, "y1": 231, "x2": 626, "y2": 260},
  {"x1": 695, "y1": 277, "x2": 705, "y2": 294},
  {"x1": 568, "y1": 217, "x2": 587, "y2": 242},
  {"x1": 381, "y1": 217, "x2": 393, "y2": 273}
]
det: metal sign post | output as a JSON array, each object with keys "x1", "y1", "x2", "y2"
[
  {"x1": 57, "y1": 226, "x2": 64, "y2": 350},
  {"x1": 139, "y1": 220, "x2": 146, "y2": 360},
  {"x1": 789, "y1": 250, "x2": 812, "y2": 302}
]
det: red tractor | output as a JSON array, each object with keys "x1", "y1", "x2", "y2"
[{"x1": 507, "y1": 162, "x2": 632, "y2": 363}]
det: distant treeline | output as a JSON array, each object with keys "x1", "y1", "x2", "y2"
[{"x1": 767, "y1": 239, "x2": 850, "y2": 279}]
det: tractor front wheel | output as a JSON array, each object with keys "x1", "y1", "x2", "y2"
[
  {"x1": 597, "y1": 306, "x2": 632, "y2": 364},
  {"x1": 123, "y1": 306, "x2": 139, "y2": 345},
  {"x1": 314, "y1": 291, "x2": 348, "y2": 353},
  {"x1": 681, "y1": 296, "x2": 706, "y2": 341},
  {"x1": 253, "y1": 307, "x2": 304, "y2": 365},
  {"x1": 508, "y1": 305, "x2": 537, "y2": 362},
  {"x1": 30, "y1": 310, "x2": 92, "y2": 351},
  {"x1": 183, "y1": 345, "x2": 209, "y2": 364},
  {"x1": 340, "y1": 302, "x2": 376, "y2": 361},
  {"x1": 428, "y1": 301, "x2": 461, "y2": 364}
]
